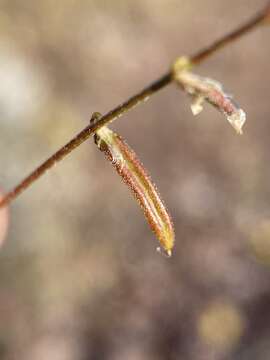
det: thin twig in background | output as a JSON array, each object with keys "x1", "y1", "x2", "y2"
[{"x1": 0, "y1": 3, "x2": 269, "y2": 208}]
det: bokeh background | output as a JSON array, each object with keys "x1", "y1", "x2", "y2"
[{"x1": 0, "y1": 1, "x2": 270, "y2": 359}]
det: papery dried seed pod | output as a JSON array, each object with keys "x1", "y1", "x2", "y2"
[
  {"x1": 172, "y1": 57, "x2": 246, "y2": 134},
  {"x1": 91, "y1": 113, "x2": 175, "y2": 256}
]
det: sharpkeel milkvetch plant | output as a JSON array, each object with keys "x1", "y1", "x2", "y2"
[{"x1": 0, "y1": 3, "x2": 269, "y2": 254}]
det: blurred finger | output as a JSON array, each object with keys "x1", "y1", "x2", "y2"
[{"x1": 0, "y1": 190, "x2": 9, "y2": 247}]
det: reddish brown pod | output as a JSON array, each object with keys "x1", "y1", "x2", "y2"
[{"x1": 91, "y1": 113, "x2": 175, "y2": 256}]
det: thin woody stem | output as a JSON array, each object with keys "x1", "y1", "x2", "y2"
[
  {"x1": 0, "y1": 3, "x2": 269, "y2": 208},
  {"x1": 0, "y1": 73, "x2": 171, "y2": 207},
  {"x1": 191, "y1": 3, "x2": 270, "y2": 65}
]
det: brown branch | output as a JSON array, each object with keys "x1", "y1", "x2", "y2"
[
  {"x1": 191, "y1": 2, "x2": 270, "y2": 65},
  {"x1": 0, "y1": 73, "x2": 171, "y2": 207},
  {"x1": 0, "y1": 3, "x2": 269, "y2": 208}
]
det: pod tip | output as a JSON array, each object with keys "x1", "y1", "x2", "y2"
[{"x1": 156, "y1": 247, "x2": 173, "y2": 258}]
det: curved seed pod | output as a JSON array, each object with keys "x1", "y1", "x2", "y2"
[
  {"x1": 173, "y1": 57, "x2": 246, "y2": 134},
  {"x1": 91, "y1": 113, "x2": 175, "y2": 256}
]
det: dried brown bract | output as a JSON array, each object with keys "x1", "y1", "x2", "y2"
[{"x1": 173, "y1": 57, "x2": 246, "y2": 134}]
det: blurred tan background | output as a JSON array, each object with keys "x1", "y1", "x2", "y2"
[{"x1": 0, "y1": 0, "x2": 270, "y2": 359}]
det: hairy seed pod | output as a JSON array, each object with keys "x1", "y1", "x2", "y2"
[{"x1": 91, "y1": 113, "x2": 175, "y2": 256}]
